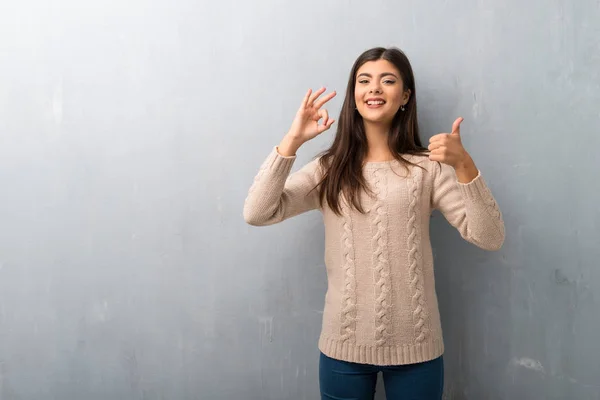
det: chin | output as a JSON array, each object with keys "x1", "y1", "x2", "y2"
[{"x1": 359, "y1": 111, "x2": 394, "y2": 124}]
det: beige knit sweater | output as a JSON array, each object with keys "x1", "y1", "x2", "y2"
[{"x1": 243, "y1": 147, "x2": 505, "y2": 366}]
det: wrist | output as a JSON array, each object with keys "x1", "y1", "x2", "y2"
[
  {"x1": 278, "y1": 134, "x2": 304, "y2": 157},
  {"x1": 455, "y1": 152, "x2": 474, "y2": 170},
  {"x1": 454, "y1": 153, "x2": 478, "y2": 183}
]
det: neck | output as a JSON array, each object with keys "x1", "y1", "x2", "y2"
[{"x1": 363, "y1": 120, "x2": 393, "y2": 162}]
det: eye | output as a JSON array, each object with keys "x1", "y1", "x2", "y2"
[
  {"x1": 358, "y1": 79, "x2": 369, "y2": 84},
  {"x1": 383, "y1": 79, "x2": 396, "y2": 85}
]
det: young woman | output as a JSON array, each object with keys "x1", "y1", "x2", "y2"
[{"x1": 243, "y1": 47, "x2": 504, "y2": 400}]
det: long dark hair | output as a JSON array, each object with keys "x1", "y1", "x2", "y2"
[{"x1": 315, "y1": 47, "x2": 427, "y2": 215}]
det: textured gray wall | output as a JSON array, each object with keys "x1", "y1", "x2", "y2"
[{"x1": 0, "y1": 0, "x2": 598, "y2": 399}]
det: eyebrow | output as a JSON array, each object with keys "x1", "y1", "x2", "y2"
[{"x1": 357, "y1": 72, "x2": 399, "y2": 79}]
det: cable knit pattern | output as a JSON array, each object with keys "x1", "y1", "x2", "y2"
[
  {"x1": 371, "y1": 168, "x2": 393, "y2": 346},
  {"x1": 339, "y1": 198, "x2": 357, "y2": 343},
  {"x1": 407, "y1": 167, "x2": 429, "y2": 343},
  {"x1": 244, "y1": 147, "x2": 505, "y2": 366},
  {"x1": 481, "y1": 185, "x2": 503, "y2": 220}
]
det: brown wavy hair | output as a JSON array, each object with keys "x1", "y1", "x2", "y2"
[{"x1": 315, "y1": 47, "x2": 427, "y2": 215}]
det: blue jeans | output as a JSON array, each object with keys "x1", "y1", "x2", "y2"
[{"x1": 319, "y1": 352, "x2": 444, "y2": 400}]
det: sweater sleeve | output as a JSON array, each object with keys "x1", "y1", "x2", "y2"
[
  {"x1": 431, "y1": 162, "x2": 505, "y2": 251},
  {"x1": 243, "y1": 147, "x2": 322, "y2": 226}
]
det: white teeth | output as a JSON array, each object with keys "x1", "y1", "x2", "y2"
[{"x1": 367, "y1": 100, "x2": 385, "y2": 105}]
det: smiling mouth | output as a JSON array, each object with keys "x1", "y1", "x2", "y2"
[{"x1": 366, "y1": 100, "x2": 386, "y2": 107}]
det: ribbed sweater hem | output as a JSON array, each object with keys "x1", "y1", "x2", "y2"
[{"x1": 318, "y1": 335, "x2": 444, "y2": 366}]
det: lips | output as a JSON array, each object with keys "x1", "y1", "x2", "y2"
[{"x1": 365, "y1": 98, "x2": 386, "y2": 107}]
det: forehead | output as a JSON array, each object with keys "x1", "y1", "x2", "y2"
[{"x1": 356, "y1": 59, "x2": 400, "y2": 76}]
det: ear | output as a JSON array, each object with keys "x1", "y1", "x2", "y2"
[{"x1": 403, "y1": 89, "x2": 412, "y2": 104}]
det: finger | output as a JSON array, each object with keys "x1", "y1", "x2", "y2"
[
  {"x1": 451, "y1": 117, "x2": 464, "y2": 136},
  {"x1": 429, "y1": 133, "x2": 448, "y2": 143},
  {"x1": 428, "y1": 151, "x2": 446, "y2": 162},
  {"x1": 318, "y1": 109, "x2": 329, "y2": 126},
  {"x1": 318, "y1": 118, "x2": 335, "y2": 133},
  {"x1": 301, "y1": 88, "x2": 312, "y2": 108},
  {"x1": 428, "y1": 153, "x2": 442, "y2": 162},
  {"x1": 428, "y1": 142, "x2": 443, "y2": 151},
  {"x1": 313, "y1": 91, "x2": 337, "y2": 109},
  {"x1": 308, "y1": 87, "x2": 326, "y2": 106}
]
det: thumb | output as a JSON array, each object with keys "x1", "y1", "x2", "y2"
[{"x1": 451, "y1": 117, "x2": 464, "y2": 136}]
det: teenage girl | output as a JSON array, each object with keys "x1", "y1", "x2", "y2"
[{"x1": 243, "y1": 46, "x2": 504, "y2": 400}]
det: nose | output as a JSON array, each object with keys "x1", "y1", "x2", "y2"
[{"x1": 370, "y1": 83, "x2": 382, "y2": 94}]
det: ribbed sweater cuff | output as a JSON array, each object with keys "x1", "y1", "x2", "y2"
[
  {"x1": 457, "y1": 170, "x2": 487, "y2": 199},
  {"x1": 264, "y1": 146, "x2": 296, "y2": 175}
]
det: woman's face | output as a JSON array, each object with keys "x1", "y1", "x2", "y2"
[{"x1": 354, "y1": 59, "x2": 410, "y2": 125}]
